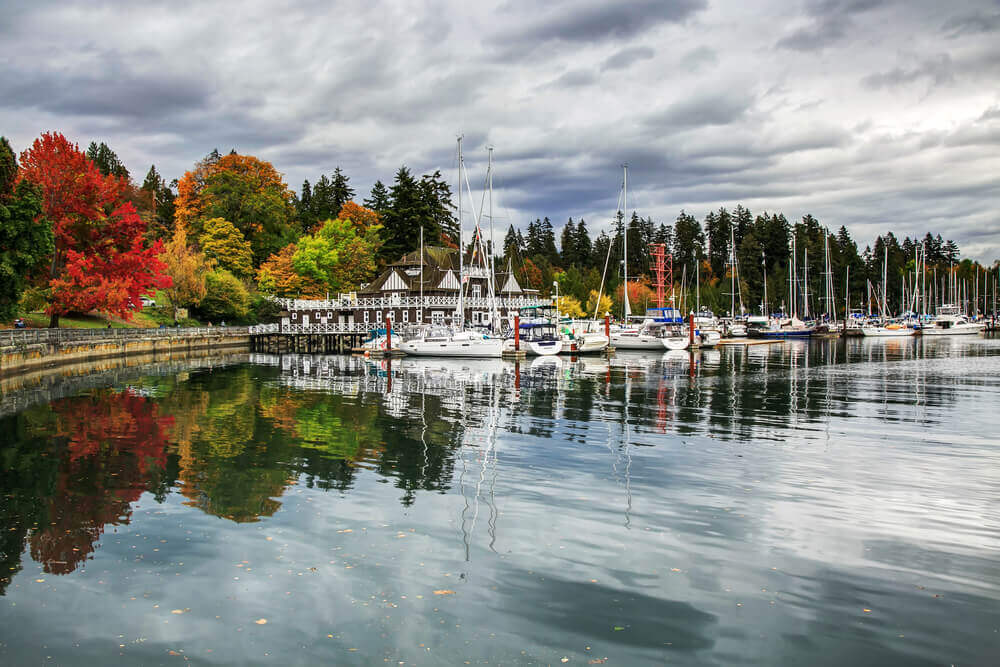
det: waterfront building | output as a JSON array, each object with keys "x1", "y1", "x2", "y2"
[{"x1": 273, "y1": 246, "x2": 549, "y2": 332}]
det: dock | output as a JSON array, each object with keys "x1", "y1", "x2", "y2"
[{"x1": 717, "y1": 338, "x2": 785, "y2": 346}]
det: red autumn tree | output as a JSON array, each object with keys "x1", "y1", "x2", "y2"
[{"x1": 17, "y1": 132, "x2": 171, "y2": 326}]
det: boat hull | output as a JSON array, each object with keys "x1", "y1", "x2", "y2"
[
  {"x1": 921, "y1": 324, "x2": 984, "y2": 336},
  {"x1": 611, "y1": 332, "x2": 666, "y2": 350},
  {"x1": 662, "y1": 337, "x2": 691, "y2": 351},
  {"x1": 399, "y1": 337, "x2": 504, "y2": 358},
  {"x1": 861, "y1": 327, "x2": 916, "y2": 337},
  {"x1": 561, "y1": 334, "x2": 609, "y2": 354}
]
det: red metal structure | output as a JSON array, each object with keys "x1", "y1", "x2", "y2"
[{"x1": 648, "y1": 244, "x2": 673, "y2": 308}]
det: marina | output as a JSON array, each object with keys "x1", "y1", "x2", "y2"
[{"x1": 1, "y1": 336, "x2": 998, "y2": 665}]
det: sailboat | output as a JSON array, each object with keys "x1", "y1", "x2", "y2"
[
  {"x1": 862, "y1": 244, "x2": 915, "y2": 337},
  {"x1": 399, "y1": 137, "x2": 504, "y2": 358}
]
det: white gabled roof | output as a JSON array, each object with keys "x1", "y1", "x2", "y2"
[
  {"x1": 501, "y1": 274, "x2": 522, "y2": 294},
  {"x1": 437, "y1": 270, "x2": 460, "y2": 290},
  {"x1": 382, "y1": 270, "x2": 408, "y2": 291}
]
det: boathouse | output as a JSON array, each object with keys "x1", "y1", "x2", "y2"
[{"x1": 272, "y1": 246, "x2": 549, "y2": 332}]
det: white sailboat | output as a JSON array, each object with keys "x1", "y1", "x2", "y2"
[{"x1": 399, "y1": 137, "x2": 503, "y2": 358}]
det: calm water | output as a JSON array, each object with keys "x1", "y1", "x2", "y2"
[{"x1": 2, "y1": 338, "x2": 999, "y2": 666}]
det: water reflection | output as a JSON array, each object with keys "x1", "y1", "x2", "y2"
[{"x1": 1, "y1": 337, "x2": 998, "y2": 665}]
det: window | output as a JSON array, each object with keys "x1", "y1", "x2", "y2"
[
  {"x1": 472, "y1": 284, "x2": 481, "y2": 298},
  {"x1": 431, "y1": 310, "x2": 445, "y2": 324},
  {"x1": 402, "y1": 310, "x2": 409, "y2": 323},
  {"x1": 387, "y1": 311, "x2": 395, "y2": 322},
  {"x1": 376, "y1": 310, "x2": 382, "y2": 324},
  {"x1": 364, "y1": 311, "x2": 370, "y2": 324},
  {"x1": 416, "y1": 309, "x2": 423, "y2": 323},
  {"x1": 291, "y1": 312, "x2": 298, "y2": 320}
]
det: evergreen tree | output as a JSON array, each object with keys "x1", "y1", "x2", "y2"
[
  {"x1": 329, "y1": 167, "x2": 355, "y2": 213},
  {"x1": 299, "y1": 179, "x2": 312, "y2": 215},
  {"x1": 592, "y1": 230, "x2": 612, "y2": 274},
  {"x1": 943, "y1": 239, "x2": 960, "y2": 264},
  {"x1": 672, "y1": 210, "x2": 705, "y2": 275},
  {"x1": 418, "y1": 170, "x2": 458, "y2": 246},
  {"x1": 364, "y1": 180, "x2": 390, "y2": 214},
  {"x1": 733, "y1": 205, "x2": 752, "y2": 250},
  {"x1": 654, "y1": 222, "x2": 673, "y2": 248},
  {"x1": 575, "y1": 219, "x2": 592, "y2": 269},
  {"x1": 541, "y1": 217, "x2": 558, "y2": 262},
  {"x1": 0, "y1": 137, "x2": 54, "y2": 320},
  {"x1": 86, "y1": 141, "x2": 130, "y2": 180},
  {"x1": 560, "y1": 217, "x2": 576, "y2": 266},
  {"x1": 140, "y1": 164, "x2": 176, "y2": 241}
]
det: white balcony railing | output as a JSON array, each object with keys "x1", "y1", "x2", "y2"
[{"x1": 274, "y1": 295, "x2": 552, "y2": 311}]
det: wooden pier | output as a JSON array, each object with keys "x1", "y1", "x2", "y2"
[{"x1": 248, "y1": 323, "x2": 370, "y2": 355}]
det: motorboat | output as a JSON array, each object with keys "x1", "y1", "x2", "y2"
[
  {"x1": 922, "y1": 305, "x2": 985, "y2": 336},
  {"x1": 503, "y1": 322, "x2": 561, "y2": 356},
  {"x1": 747, "y1": 315, "x2": 815, "y2": 338}
]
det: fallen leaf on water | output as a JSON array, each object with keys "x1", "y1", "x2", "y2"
[
  {"x1": 589, "y1": 660, "x2": 606, "y2": 665},
  {"x1": 863, "y1": 609, "x2": 871, "y2": 613},
  {"x1": 561, "y1": 658, "x2": 569, "y2": 663},
  {"x1": 613, "y1": 626, "x2": 625, "y2": 631},
  {"x1": 433, "y1": 590, "x2": 456, "y2": 596},
  {"x1": 35, "y1": 579, "x2": 45, "y2": 583},
  {"x1": 338, "y1": 529, "x2": 353, "y2": 534},
  {"x1": 171, "y1": 609, "x2": 189, "y2": 615},
  {"x1": 255, "y1": 618, "x2": 267, "y2": 625}
]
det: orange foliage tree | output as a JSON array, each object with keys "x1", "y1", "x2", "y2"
[
  {"x1": 256, "y1": 244, "x2": 325, "y2": 298},
  {"x1": 336, "y1": 201, "x2": 381, "y2": 229}
]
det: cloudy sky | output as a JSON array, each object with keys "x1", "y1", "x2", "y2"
[{"x1": 2, "y1": 0, "x2": 998, "y2": 260}]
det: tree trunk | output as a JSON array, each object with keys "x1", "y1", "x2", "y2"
[{"x1": 48, "y1": 313, "x2": 59, "y2": 328}]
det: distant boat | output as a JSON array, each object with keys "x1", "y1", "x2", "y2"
[
  {"x1": 748, "y1": 316, "x2": 815, "y2": 338},
  {"x1": 861, "y1": 320, "x2": 916, "y2": 337}
]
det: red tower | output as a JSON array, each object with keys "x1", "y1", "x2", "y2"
[{"x1": 648, "y1": 244, "x2": 673, "y2": 308}]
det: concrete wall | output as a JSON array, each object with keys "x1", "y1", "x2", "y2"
[{"x1": 1, "y1": 330, "x2": 250, "y2": 378}]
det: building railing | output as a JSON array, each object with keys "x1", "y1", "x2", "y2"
[
  {"x1": 2, "y1": 326, "x2": 249, "y2": 347},
  {"x1": 275, "y1": 295, "x2": 552, "y2": 311},
  {"x1": 251, "y1": 323, "x2": 373, "y2": 335}
]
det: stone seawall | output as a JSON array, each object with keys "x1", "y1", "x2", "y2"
[{"x1": 0, "y1": 328, "x2": 251, "y2": 378}]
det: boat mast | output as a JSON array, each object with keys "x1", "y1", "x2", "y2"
[
  {"x1": 622, "y1": 164, "x2": 630, "y2": 320},
  {"x1": 420, "y1": 225, "x2": 424, "y2": 323},
  {"x1": 457, "y1": 135, "x2": 464, "y2": 329},
  {"x1": 882, "y1": 243, "x2": 888, "y2": 319},
  {"x1": 762, "y1": 252, "x2": 768, "y2": 315},
  {"x1": 803, "y1": 247, "x2": 809, "y2": 319}
]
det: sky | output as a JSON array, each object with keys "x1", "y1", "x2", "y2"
[{"x1": 1, "y1": 0, "x2": 998, "y2": 261}]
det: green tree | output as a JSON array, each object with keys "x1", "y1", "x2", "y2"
[
  {"x1": 672, "y1": 210, "x2": 704, "y2": 275},
  {"x1": 381, "y1": 167, "x2": 457, "y2": 261},
  {"x1": 364, "y1": 180, "x2": 390, "y2": 214},
  {"x1": 199, "y1": 217, "x2": 253, "y2": 279},
  {"x1": 140, "y1": 165, "x2": 176, "y2": 242},
  {"x1": 85, "y1": 141, "x2": 130, "y2": 180},
  {"x1": 0, "y1": 138, "x2": 54, "y2": 320},
  {"x1": 199, "y1": 269, "x2": 250, "y2": 321},
  {"x1": 292, "y1": 217, "x2": 383, "y2": 293}
]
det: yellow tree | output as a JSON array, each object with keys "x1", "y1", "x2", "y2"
[
  {"x1": 586, "y1": 289, "x2": 613, "y2": 317},
  {"x1": 161, "y1": 226, "x2": 213, "y2": 323},
  {"x1": 557, "y1": 295, "x2": 585, "y2": 318},
  {"x1": 337, "y1": 201, "x2": 381, "y2": 229},
  {"x1": 199, "y1": 217, "x2": 253, "y2": 278}
]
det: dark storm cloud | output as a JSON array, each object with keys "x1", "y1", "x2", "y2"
[{"x1": 601, "y1": 46, "x2": 656, "y2": 71}]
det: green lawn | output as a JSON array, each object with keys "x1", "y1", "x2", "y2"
[{"x1": 16, "y1": 305, "x2": 202, "y2": 329}]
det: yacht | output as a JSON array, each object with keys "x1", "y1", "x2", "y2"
[
  {"x1": 503, "y1": 322, "x2": 561, "y2": 356},
  {"x1": 922, "y1": 305, "x2": 984, "y2": 336},
  {"x1": 398, "y1": 326, "x2": 504, "y2": 357}
]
